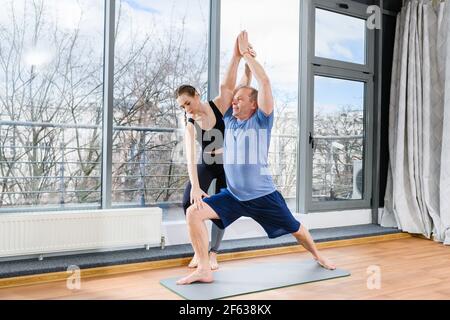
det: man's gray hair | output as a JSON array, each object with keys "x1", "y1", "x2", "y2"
[{"x1": 235, "y1": 85, "x2": 258, "y2": 102}]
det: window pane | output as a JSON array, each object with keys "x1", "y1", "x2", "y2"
[
  {"x1": 315, "y1": 8, "x2": 366, "y2": 65},
  {"x1": 220, "y1": 0, "x2": 299, "y2": 212},
  {"x1": 312, "y1": 76, "x2": 365, "y2": 202},
  {"x1": 0, "y1": 0, "x2": 104, "y2": 210},
  {"x1": 112, "y1": 0, "x2": 209, "y2": 207}
]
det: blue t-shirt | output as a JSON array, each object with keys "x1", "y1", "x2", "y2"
[{"x1": 223, "y1": 107, "x2": 276, "y2": 201}]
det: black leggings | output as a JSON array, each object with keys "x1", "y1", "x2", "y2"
[{"x1": 183, "y1": 162, "x2": 226, "y2": 254}]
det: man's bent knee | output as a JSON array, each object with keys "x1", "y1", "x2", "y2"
[
  {"x1": 186, "y1": 205, "x2": 201, "y2": 224},
  {"x1": 186, "y1": 204, "x2": 196, "y2": 216},
  {"x1": 186, "y1": 203, "x2": 220, "y2": 224}
]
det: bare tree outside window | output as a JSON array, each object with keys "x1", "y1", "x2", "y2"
[
  {"x1": 0, "y1": 0, "x2": 104, "y2": 208},
  {"x1": 0, "y1": 0, "x2": 208, "y2": 210},
  {"x1": 111, "y1": 0, "x2": 209, "y2": 206}
]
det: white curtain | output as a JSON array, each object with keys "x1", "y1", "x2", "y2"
[{"x1": 381, "y1": 0, "x2": 450, "y2": 245}]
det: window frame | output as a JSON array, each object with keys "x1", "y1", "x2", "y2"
[
  {"x1": 299, "y1": 0, "x2": 375, "y2": 213},
  {"x1": 308, "y1": 67, "x2": 373, "y2": 211}
]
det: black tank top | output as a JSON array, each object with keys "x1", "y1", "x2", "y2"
[{"x1": 187, "y1": 101, "x2": 225, "y2": 154}]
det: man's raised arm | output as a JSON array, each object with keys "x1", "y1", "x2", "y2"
[
  {"x1": 238, "y1": 31, "x2": 274, "y2": 116},
  {"x1": 213, "y1": 38, "x2": 241, "y2": 115}
]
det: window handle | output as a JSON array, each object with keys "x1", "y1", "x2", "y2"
[
  {"x1": 309, "y1": 132, "x2": 315, "y2": 149},
  {"x1": 338, "y1": 3, "x2": 349, "y2": 9}
]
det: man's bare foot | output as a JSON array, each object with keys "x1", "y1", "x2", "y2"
[
  {"x1": 176, "y1": 270, "x2": 214, "y2": 285},
  {"x1": 209, "y1": 252, "x2": 219, "y2": 270},
  {"x1": 314, "y1": 255, "x2": 336, "y2": 270},
  {"x1": 188, "y1": 254, "x2": 198, "y2": 268}
]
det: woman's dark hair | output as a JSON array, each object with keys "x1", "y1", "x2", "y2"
[
  {"x1": 175, "y1": 84, "x2": 197, "y2": 99},
  {"x1": 175, "y1": 85, "x2": 198, "y2": 126}
]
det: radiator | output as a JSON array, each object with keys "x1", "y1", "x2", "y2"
[{"x1": 0, "y1": 208, "x2": 162, "y2": 258}]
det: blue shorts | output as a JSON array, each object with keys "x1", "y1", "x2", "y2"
[{"x1": 203, "y1": 188, "x2": 301, "y2": 239}]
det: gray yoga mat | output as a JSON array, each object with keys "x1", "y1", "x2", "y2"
[{"x1": 160, "y1": 259, "x2": 350, "y2": 300}]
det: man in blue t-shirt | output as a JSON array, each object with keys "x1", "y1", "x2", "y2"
[{"x1": 177, "y1": 31, "x2": 336, "y2": 285}]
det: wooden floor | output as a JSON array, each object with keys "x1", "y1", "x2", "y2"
[{"x1": 1, "y1": 237, "x2": 449, "y2": 300}]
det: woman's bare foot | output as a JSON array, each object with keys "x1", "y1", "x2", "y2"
[
  {"x1": 190, "y1": 253, "x2": 220, "y2": 269},
  {"x1": 209, "y1": 252, "x2": 219, "y2": 270},
  {"x1": 176, "y1": 269, "x2": 214, "y2": 285},
  {"x1": 314, "y1": 255, "x2": 336, "y2": 270},
  {"x1": 188, "y1": 254, "x2": 198, "y2": 268}
]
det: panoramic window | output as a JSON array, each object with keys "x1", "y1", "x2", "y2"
[
  {"x1": 112, "y1": 0, "x2": 209, "y2": 207},
  {"x1": 0, "y1": 0, "x2": 104, "y2": 209}
]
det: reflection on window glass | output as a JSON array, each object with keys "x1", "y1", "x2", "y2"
[
  {"x1": 315, "y1": 8, "x2": 366, "y2": 64},
  {"x1": 313, "y1": 76, "x2": 365, "y2": 201},
  {"x1": 112, "y1": 0, "x2": 209, "y2": 207},
  {"x1": 220, "y1": 0, "x2": 299, "y2": 211},
  {"x1": 0, "y1": 0, "x2": 104, "y2": 209}
]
